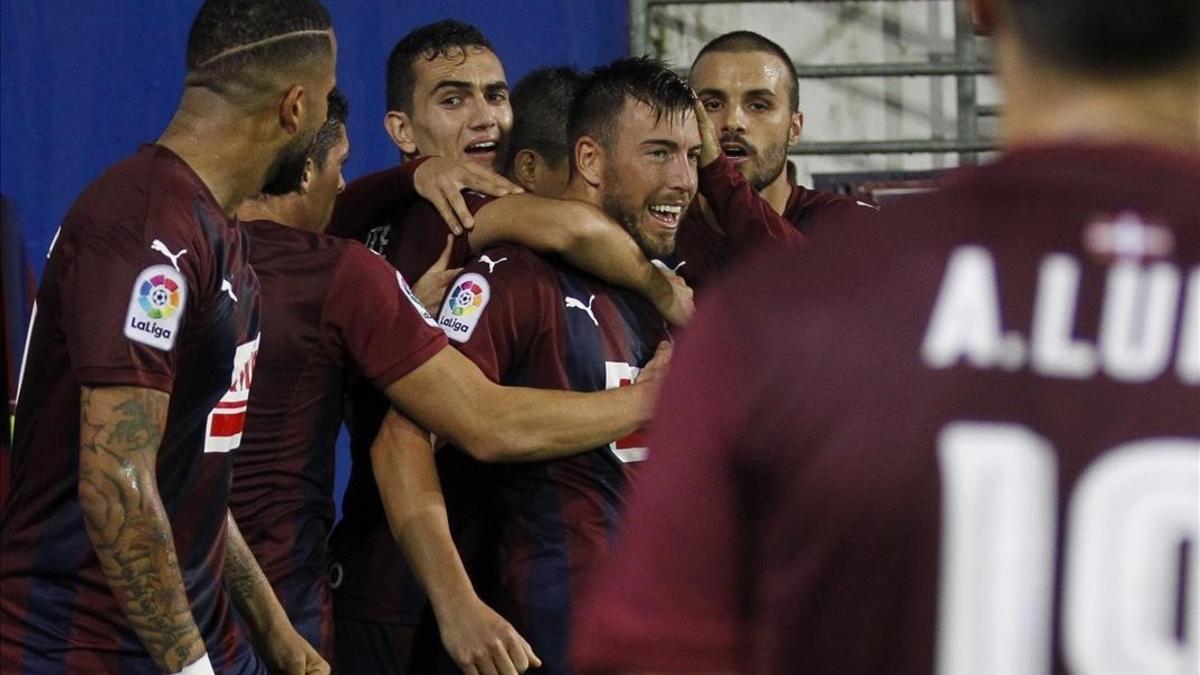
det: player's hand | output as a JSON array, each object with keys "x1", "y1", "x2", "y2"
[
  {"x1": 412, "y1": 235, "x2": 463, "y2": 315},
  {"x1": 649, "y1": 260, "x2": 694, "y2": 326},
  {"x1": 258, "y1": 625, "x2": 329, "y2": 675},
  {"x1": 414, "y1": 157, "x2": 524, "y2": 235},
  {"x1": 691, "y1": 93, "x2": 721, "y2": 167},
  {"x1": 434, "y1": 594, "x2": 542, "y2": 675}
]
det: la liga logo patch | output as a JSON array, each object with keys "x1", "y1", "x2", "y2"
[
  {"x1": 124, "y1": 264, "x2": 187, "y2": 351},
  {"x1": 438, "y1": 272, "x2": 490, "y2": 343}
]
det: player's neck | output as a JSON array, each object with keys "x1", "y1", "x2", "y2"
[
  {"x1": 759, "y1": 172, "x2": 792, "y2": 215},
  {"x1": 236, "y1": 195, "x2": 313, "y2": 232},
  {"x1": 562, "y1": 177, "x2": 601, "y2": 209},
  {"x1": 999, "y1": 40, "x2": 1200, "y2": 151},
  {"x1": 158, "y1": 89, "x2": 287, "y2": 217}
]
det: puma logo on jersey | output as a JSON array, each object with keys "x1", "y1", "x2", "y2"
[
  {"x1": 221, "y1": 278, "x2": 238, "y2": 303},
  {"x1": 480, "y1": 255, "x2": 508, "y2": 274},
  {"x1": 150, "y1": 239, "x2": 187, "y2": 271},
  {"x1": 652, "y1": 258, "x2": 686, "y2": 274},
  {"x1": 565, "y1": 294, "x2": 598, "y2": 326}
]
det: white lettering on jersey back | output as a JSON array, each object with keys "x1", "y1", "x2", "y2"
[
  {"x1": 923, "y1": 245, "x2": 1196, "y2": 384},
  {"x1": 921, "y1": 246, "x2": 1022, "y2": 371},
  {"x1": 1031, "y1": 255, "x2": 1095, "y2": 379},
  {"x1": 605, "y1": 361, "x2": 647, "y2": 463},
  {"x1": 204, "y1": 334, "x2": 260, "y2": 453},
  {"x1": 438, "y1": 273, "x2": 490, "y2": 343},
  {"x1": 124, "y1": 264, "x2": 188, "y2": 352}
]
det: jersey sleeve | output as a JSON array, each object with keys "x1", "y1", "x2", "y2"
[
  {"x1": 325, "y1": 244, "x2": 448, "y2": 389},
  {"x1": 62, "y1": 212, "x2": 209, "y2": 392},
  {"x1": 699, "y1": 153, "x2": 803, "y2": 252},
  {"x1": 572, "y1": 278, "x2": 755, "y2": 673},
  {"x1": 435, "y1": 248, "x2": 546, "y2": 382},
  {"x1": 326, "y1": 157, "x2": 427, "y2": 241}
]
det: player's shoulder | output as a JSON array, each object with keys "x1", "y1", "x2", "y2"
[{"x1": 467, "y1": 243, "x2": 555, "y2": 281}]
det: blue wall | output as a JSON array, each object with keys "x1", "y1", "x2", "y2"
[
  {"x1": 1, "y1": 0, "x2": 630, "y2": 272},
  {"x1": 1, "y1": 0, "x2": 629, "y2": 517}
]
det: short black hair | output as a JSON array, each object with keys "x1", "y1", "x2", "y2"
[
  {"x1": 568, "y1": 57, "x2": 694, "y2": 164},
  {"x1": 386, "y1": 20, "x2": 495, "y2": 114},
  {"x1": 186, "y1": 0, "x2": 333, "y2": 92},
  {"x1": 507, "y1": 66, "x2": 585, "y2": 170},
  {"x1": 311, "y1": 88, "x2": 349, "y2": 170},
  {"x1": 692, "y1": 31, "x2": 799, "y2": 113},
  {"x1": 1008, "y1": 0, "x2": 1200, "y2": 75}
]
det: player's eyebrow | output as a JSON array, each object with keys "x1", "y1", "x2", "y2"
[
  {"x1": 641, "y1": 139, "x2": 681, "y2": 151},
  {"x1": 745, "y1": 88, "x2": 778, "y2": 100},
  {"x1": 431, "y1": 79, "x2": 474, "y2": 94},
  {"x1": 695, "y1": 87, "x2": 726, "y2": 100}
]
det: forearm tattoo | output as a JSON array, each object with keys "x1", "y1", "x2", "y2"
[{"x1": 78, "y1": 386, "x2": 205, "y2": 672}]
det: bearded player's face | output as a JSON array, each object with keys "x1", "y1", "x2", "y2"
[
  {"x1": 600, "y1": 100, "x2": 701, "y2": 259},
  {"x1": 691, "y1": 49, "x2": 801, "y2": 192},
  {"x1": 404, "y1": 46, "x2": 513, "y2": 172}
]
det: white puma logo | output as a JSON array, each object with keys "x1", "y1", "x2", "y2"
[
  {"x1": 480, "y1": 255, "x2": 508, "y2": 274},
  {"x1": 564, "y1": 294, "x2": 598, "y2": 327},
  {"x1": 671, "y1": 261, "x2": 686, "y2": 273},
  {"x1": 221, "y1": 279, "x2": 238, "y2": 303},
  {"x1": 651, "y1": 258, "x2": 686, "y2": 274},
  {"x1": 151, "y1": 239, "x2": 188, "y2": 271}
]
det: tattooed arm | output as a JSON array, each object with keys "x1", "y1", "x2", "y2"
[
  {"x1": 224, "y1": 513, "x2": 329, "y2": 674},
  {"x1": 77, "y1": 385, "x2": 206, "y2": 673}
]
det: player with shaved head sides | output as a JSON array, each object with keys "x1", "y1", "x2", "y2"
[{"x1": 0, "y1": 1, "x2": 336, "y2": 673}]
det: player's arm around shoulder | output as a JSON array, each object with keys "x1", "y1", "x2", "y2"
[
  {"x1": 383, "y1": 250, "x2": 673, "y2": 462},
  {"x1": 77, "y1": 385, "x2": 209, "y2": 674}
]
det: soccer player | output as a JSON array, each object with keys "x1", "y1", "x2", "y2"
[
  {"x1": 691, "y1": 30, "x2": 876, "y2": 235},
  {"x1": 505, "y1": 66, "x2": 586, "y2": 196},
  {"x1": 574, "y1": 0, "x2": 1200, "y2": 673},
  {"x1": 233, "y1": 87, "x2": 669, "y2": 674},
  {"x1": 0, "y1": 2, "x2": 336, "y2": 674},
  {"x1": 416, "y1": 57, "x2": 700, "y2": 675}
]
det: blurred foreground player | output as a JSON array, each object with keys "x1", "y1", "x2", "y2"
[
  {"x1": 575, "y1": 0, "x2": 1200, "y2": 673},
  {"x1": 0, "y1": 1, "x2": 337, "y2": 674}
]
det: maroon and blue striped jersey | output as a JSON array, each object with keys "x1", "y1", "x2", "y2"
[
  {"x1": 0, "y1": 145, "x2": 264, "y2": 674},
  {"x1": 231, "y1": 219, "x2": 446, "y2": 658},
  {"x1": 438, "y1": 243, "x2": 669, "y2": 675}
]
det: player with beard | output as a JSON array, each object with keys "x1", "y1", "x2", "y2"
[
  {"x1": 0, "y1": 2, "x2": 335, "y2": 674},
  {"x1": 402, "y1": 56, "x2": 697, "y2": 675},
  {"x1": 575, "y1": 1, "x2": 1200, "y2": 673},
  {"x1": 650, "y1": 31, "x2": 879, "y2": 292},
  {"x1": 232, "y1": 88, "x2": 668, "y2": 675}
]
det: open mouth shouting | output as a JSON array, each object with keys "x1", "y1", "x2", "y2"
[
  {"x1": 720, "y1": 136, "x2": 754, "y2": 164},
  {"x1": 463, "y1": 138, "x2": 500, "y2": 166},
  {"x1": 647, "y1": 202, "x2": 686, "y2": 228}
]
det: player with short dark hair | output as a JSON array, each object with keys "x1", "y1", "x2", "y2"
[
  {"x1": 574, "y1": 0, "x2": 1200, "y2": 673},
  {"x1": 685, "y1": 31, "x2": 875, "y2": 245},
  {"x1": 404, "y1": 56, "x2": 697, "y2": 675},
  {"x1": 0, "y1": 1, "x2": 336, "y2": 674},
  {"x1": 506, "y1": 66, "x2": 586, "y2": 196}
]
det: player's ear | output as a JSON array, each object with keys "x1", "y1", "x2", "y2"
[
  {"x1": 384, "y1": 111, "x2": 419, "y2": 156},
  {"x1": 513, "y1": 149, "x2": 539, "y2": 192},
  {"x1": 788, "y1": 110, "x2": 804, "y2": 147},
  {"x1": 279, "y1": 84, "x2": 306, "y2": 135},
  {"x1": 574, "y1": 136, "x2": 603, "y2": 188}
]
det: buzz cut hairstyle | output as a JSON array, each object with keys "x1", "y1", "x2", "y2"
[
  {"x1": 310, "y1": 87, "x2": 349, "y2": 170},
  {"x1": 185, "y1": 0, "x2": 333, "y2": 94},
  {"x1": 692, "y1": 30, "x2": 799, "y2": 113},
  {"x1": 1008, "y1": 0, "x2": 1200, "y2": 75},
  {"x1": 568, "y1": 56, "x2": 695, "y2": 169},
  {"x1": 386, "y1": 19, "x2": 495, "y2": 114},
  {"x1": 507, "y1": 66, "x2": 585, "y2": 171}
]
